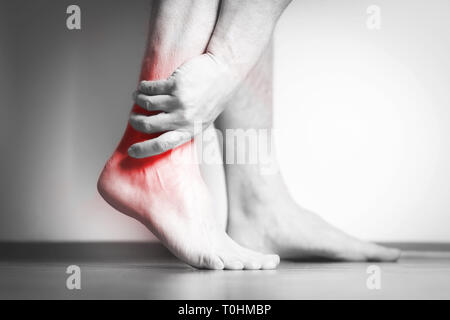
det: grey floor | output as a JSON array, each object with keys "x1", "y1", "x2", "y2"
[{"x1": 1, "y1": 243, "x2": 449, "y2": 299}]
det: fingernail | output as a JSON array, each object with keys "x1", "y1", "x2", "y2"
[{"x1": 128, "y1": 146, "x2": 136, "y2": 157}]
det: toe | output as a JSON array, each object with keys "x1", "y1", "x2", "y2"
[
  {"x1": 221, "y1": 257, "x2": 245, "y2": 270},
  {"x1": 233, "y1": 250, "x2": 262, "y2": 270},
  {"x1": 200, "y1": 254, "x2": 224, "y2": 270},
  {"x1": 221, "y1": 234, "x2": 280, "y2": 270},
  {"x1": 234, "y1": 245, "x2": 280, "y2": 270},
  {"x1": 242, "y1": 259, "x2": 262, "y2": 270},
  {"x1": 364, "y1": 243, "x2": 401, "y2": 262},
  {"x1": 260, "y1": 254, "x2": 280, "y2": 270}
]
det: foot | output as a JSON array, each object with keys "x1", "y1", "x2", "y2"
[
  {"x1": 227, "y1": 168, "x2": 401, "y2": 261},
  {"x1": 97, "y1": 124, "x2": 279, "y2": 270}
]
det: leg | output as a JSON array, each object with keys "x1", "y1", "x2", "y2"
[
  {"x1": 218, "y1": 41, "x2": 401, "y2": 261},
  {"x1": 97, "y1": 0, "x2": 279, "y2": 270}
]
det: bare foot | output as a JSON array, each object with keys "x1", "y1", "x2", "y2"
[
  {"x1": 227, "y1": 167, "x2": 401, "y2": 262},
  {"x1": 97, "y1": 0, "x2": 279, "y2": 270},
  {"x1": 97, "y1": 126, "x2": 279, "y2": 270}
]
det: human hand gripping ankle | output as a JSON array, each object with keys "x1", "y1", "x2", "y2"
[
  {"x1": 128, "y1": 0, "x2": 292, "y2": 158},
  {"x1": 128, "y1": 53, "x2": 237, "y2": 158}
]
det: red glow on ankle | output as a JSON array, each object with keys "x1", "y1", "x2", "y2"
[{"x1": 111, "y1": 56, "x2": 194, "y2": 171}]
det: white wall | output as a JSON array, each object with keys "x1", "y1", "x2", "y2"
[{"x1": 274, "y1": 0, "x2": 450, "y2": 242}]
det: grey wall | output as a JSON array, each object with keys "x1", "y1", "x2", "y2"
[
  {"x1": 0, "y1": 0, "x2": 449, "y2": 241},
  {"x1": 0, "y1": 0, "x2": 154, "y2": 240}
]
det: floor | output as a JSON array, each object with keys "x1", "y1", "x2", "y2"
[{"x1": 1, "y1": 243, "x2": 449, "y2": 299}]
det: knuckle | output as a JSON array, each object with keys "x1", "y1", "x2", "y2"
[
  {"x1": 155, "y1": 140, "x2": 169, "y2": 153},
  {"x1": 139, "y1": 81, "x2": 150, "y2": 93},
  {"x1": 178, "y1": 111, "x2": 190, "y2": 124},
  {"x1": 180, "y1": 109, "x2": 196, "y2": 124},
  {"x1": 148, "y1": 84, "x2": 156, "y2": 94},
  {"x1": 167, "y1": 78, "x2": 176, "y2": 93},
  {"x1": 143, "y1": 119, "x2": 153, "y2": 132},
  {"x1": 173, "y1": 96, "x2": 193, "y2": 118},
  {"x1": 144, "y1": 99, "x2": 152, "y2": 110},
  {"x1": 174, "y1": 89, "x2": 189, "y2": 107}
]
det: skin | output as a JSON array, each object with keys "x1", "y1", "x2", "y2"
[
  {"x1": 219, "y1": 42, "x2": 401, "y2": 261},
  {"x1": 128, "y1": 0, "x2": 292, "y2": 158},
  {"x1": 127, "y1": 0, "x2": 401, "y2": 262},
  {"x1": 97, "y1": 0, "x2": 280, "y2": 270}
]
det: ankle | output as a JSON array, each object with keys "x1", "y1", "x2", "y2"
[{"x1": 228, "y1": 163, "x2": 286, "y2": 194}]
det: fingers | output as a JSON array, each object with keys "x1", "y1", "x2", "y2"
[
  {"x1": 129, "y1": 112, "x2": 178, "y2": 134},
  {"x1": 133, "y1": 92, "x2": 175, "y2": 112},
  {"x1": 128, "y1": 77, "x2": 194, "y2": 157},
  {"x1": 138, "y1": 78, "x2": 175, "y2": 95},
  {"x1": 128, "y1": 130, "x2": 192, "y2": 158}
]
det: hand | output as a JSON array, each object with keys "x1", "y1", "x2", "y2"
[{"x1": 128, "y1": 53, "x2": 238, "y2": 158}]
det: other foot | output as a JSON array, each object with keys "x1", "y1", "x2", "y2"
[{"x1": 227, "y1": 170, "x2": 401, "y2": 262}]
